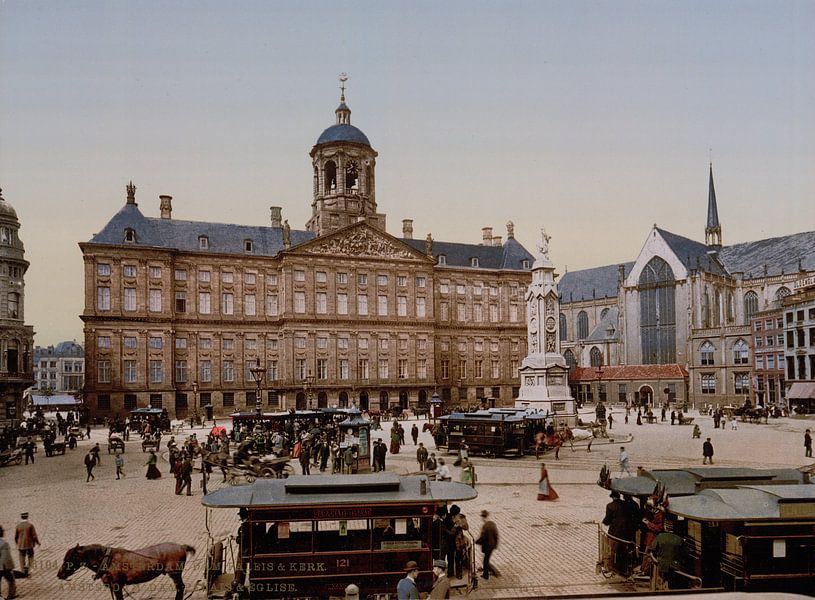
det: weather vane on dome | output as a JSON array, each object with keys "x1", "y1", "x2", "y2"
[{"x1": 339, "y1": 72, "x2": 348, "y2": 101}]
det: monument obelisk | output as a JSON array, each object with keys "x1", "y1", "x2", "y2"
[{"x1": 514, "y1": 229, "x2": 578, "y2": 425}]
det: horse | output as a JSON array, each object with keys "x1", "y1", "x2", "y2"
[
  {"x1": 57, "y1": 542, "x2": 195, "y2": 600},
  {"x1": 534, "y1": 427, "x2": 575, "y2": 459}
]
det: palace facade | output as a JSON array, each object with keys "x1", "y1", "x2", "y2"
[{"x1": 80, "y1": 92, "x2": 534, "y2": 419}]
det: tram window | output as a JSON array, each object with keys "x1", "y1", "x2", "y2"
[
  {"x1": 253, "y1": 521, "x2": 313, "y2": 554},
  {"x1": 463, "y1": 424, "x2": 480, "y2": 436},
  {"x1": 315, "y1": 519, "x2": 371, "y2": 552},
  {"x1": 372, "y1": 517, "x2": 425, "y2": 550}
]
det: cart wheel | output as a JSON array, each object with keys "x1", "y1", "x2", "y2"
[
  {"x1": 228, "y1": 474, "x2": 240, "y2": 486},
  {"x1": 245, "y1": 475, "x2": 256, "y2": 484},
  {"x1": 282, "y1": 464, "x2": 294, "y2": 478},
  {"x1": 15, "y1": 455, "x2": 23, "y2": 465},
  {"x1": 261, "y1": 468, "x2": 275, "y2": 478}
]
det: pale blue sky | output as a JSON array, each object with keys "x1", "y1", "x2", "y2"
[{"x1": 1, "y1": 1, "x2": 813, "y2": 345}]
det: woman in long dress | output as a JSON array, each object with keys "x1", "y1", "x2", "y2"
[
  {"x1": 145, "y1": 450, "x2": 162, "y2": 479},
  {"x1": 537, "y1": 463, "x2": 558, "y2": 501}
]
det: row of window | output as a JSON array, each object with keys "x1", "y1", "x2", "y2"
[
  {"x1": 785, "y1": 328, "x2": 815, "y2": 349},
  {"x1": 754, "y1": 317, "x2": 785, "y2": 331},
  {"x1": 700, "y1": 372, "x2": 752, "y2": 395},
  {"x1": 755, "y1": 354, "x2": 785, "y2": 370},
  {"x1": 786, "y1": 308, "x2": 815, "y2": 324},
  {"x1": 699, "y1": 340, "x2": 749, "y2": 365}
]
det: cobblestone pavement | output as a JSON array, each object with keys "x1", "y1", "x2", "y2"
[{"x1": 1, "y1": 407, "x2": 812, "y2": 599}]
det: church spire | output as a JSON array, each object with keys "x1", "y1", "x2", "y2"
[
  {"x1": 705, "y1": 163, "x2": 722, "y2": 248},
  {"x1": 335, "y1": 72, "x2": 351, "y2": 125}
]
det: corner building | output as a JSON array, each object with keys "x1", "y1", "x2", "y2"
[{"x1": 80, "y1": 93, "x2": 534, "y2": 419}]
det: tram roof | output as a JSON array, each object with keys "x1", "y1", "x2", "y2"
[
  {"x1": 202, "y1": 473, "x2": 478, "y2": 508},
  {"x1": 230, "y1": 409, "x2": 341, "y2": 420},
  {"x1": 669, "y1": 485, "x2": 815, "y2": 521},
  {"x1": 130, "y1": 408, "x2": 164, "y2": 415},
  {"x1": 611, "y1": 467, "x2": 806, "y2": 497},
  {"x1": 440, "y1": 410, "x2": 526, "y2": 423}
]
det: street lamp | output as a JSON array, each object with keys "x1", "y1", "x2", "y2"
[
  {"x1": 596, "y1": 363, "x2": 604, "y2": 403},
  {"x1": 431, "y1": 391, "x2": 441, "y2": 424},
  {"x1": 191, "y1": 381, "x2": 199, "y2": 424},
  {"x1": 303, "y1": 370, "x2": 316, "y2": 410},
  {"x1": 249, "y1": 359, "x2": 265, "y2": 416}
]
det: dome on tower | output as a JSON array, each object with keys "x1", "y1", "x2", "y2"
[
  {"x1": 0, "y1": 189, "x2": 19, "y2": 220},
  {"x1": 316, "y1": 122, "x2": 371, "y2": 147}
]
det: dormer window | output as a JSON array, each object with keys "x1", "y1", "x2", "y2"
[
  {"x1": 438, "y1": 254, "x2": 447, "y2": 266},
  {"x1": 244, "y1": 239, "x2": 254, "y2": 253},
  {"x1": 124, "y1": 228, "x2": 136, "y2": 243},
  {"x1": 522, "y1": 259, "x2": 530, "y2": 269},
  {"x1": 471, "y1": 257, "x2": 479, "y2": 268},
  {"x1": 199, "y1": 236, "x2": 209, "y2": 250}
]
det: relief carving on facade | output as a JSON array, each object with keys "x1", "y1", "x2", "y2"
[
  {"x1": 546, "y1": 297, "x2": 555, "y2": 316},
  {"x1": 545, "y1": 332, "x2": 556, "y2": 352},
  {"x1": 307, "y1": 229, "x2": 415, "y2": 259}
]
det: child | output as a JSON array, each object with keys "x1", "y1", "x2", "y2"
[{"x1": 115, "y1": 453, "x2": 125, "y2": 479}]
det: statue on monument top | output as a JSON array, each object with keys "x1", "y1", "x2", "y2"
[{"x1": 537, "y1": 227, "x2": 551, "y2": 260}]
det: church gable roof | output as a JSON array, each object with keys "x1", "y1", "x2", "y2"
[
  {"x1": 558, "y1": 263, "x2": 633, "y2": 303},
  {"x1": 718, "y1": 230, "x2": 815, "y2": 278},
  {"x1": 400, "y1": 237, "x2": 534, "y2": 271},
  {"x1": 655, "y1": 228, "x2": 728, "y2": 276},
  {"x1": 87, "y1": 204, "x2": 314, "y2": 256},
  {"x1": 585, "y1": 306, "x2": 620, "y2": 342}
]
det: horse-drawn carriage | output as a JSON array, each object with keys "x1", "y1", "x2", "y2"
[
  {"x1": 108, "y1": 433, "x2": 126, "y2": 453},
  {"x1": 0, "y1": 447, "x2": 23, "y2": 467},
  {"x1": 67, "y1": 425, "x2": 85, "y2": 440},
  {"x1": 142, "y1": 434, "x2": 161, "y2": 453},
  {"x1": 201, "y1": 441, "x2": 294, "y2": 485}
]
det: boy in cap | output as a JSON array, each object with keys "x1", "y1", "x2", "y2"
[
  {"x1": 396, "y1": 560, "x2": 420, "y2": 599},
  {"x1": 429, "y1": 559, "x2": 450, "y2": 598}
]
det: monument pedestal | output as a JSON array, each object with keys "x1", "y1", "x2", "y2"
[{"x1": 514, "y1": 353, "x2": 578, "y2": 426}]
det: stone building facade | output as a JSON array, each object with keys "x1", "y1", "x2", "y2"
[
  {"x1": 783, "y1": 277, "x2": 815, "y2": 413},
  {"x1": 80, "y1": 93, "x2": 534, "y2": 419},
  {"x1": 0, "y1": 189, "x2": 35, "y2": 426},
  {"x1": 33, "y1": 340, "x2": 85, "y2": 392},
  {"x1": 749, "y1": 308, "x2": 786, "y2": 407},
  {"x1": 562, "y1": 166, "x2": 815, "y2": 408}
]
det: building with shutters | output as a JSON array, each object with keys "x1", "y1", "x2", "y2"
[
  {"x1": 33, "y1": 340, "x2": 85, "y2": 393},
  {"x1": 79, "y1": 88, "x2": 535, "y2": 419}
]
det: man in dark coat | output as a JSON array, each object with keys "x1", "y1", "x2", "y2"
[
  {"x1": 373, "y1": 438, "x2": 387, "y2": 472},
  {"x1": 178, "y1": 458, "x2": 193, "y2": 495},
  {"x1": 475, "y1": 510, "x2": 499, "y2": 580},
  {"x1": 805, "y1": 429, "x2": 812, "y2": 458},
  {"x1": 702, "y1": 438, "x2": 714, "y2": 464},
  {"x1": 603, "y1": 491, "x2": 634, "y2": 541},
  {"x1": 411, "y1": 424, "x2": 419, "y2": 445}
]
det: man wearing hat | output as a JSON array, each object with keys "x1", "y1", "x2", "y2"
[
  {"x1": 602, "y1": 491, "x2": 635, "y2": 542},
  {"x1": 475, "y1": 510, "x2": 499, "y2": 580},
  {"x1": 396, "y1": 560, "x2": 420, "y2": 599},
  {"x1": 429, "y1": 559, "x2": 450, "y2": 599},
  {"x1": 14, "y1": 512, "x2": 39, "y2": 577}
]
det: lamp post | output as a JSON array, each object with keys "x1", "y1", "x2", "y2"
[
  {"x1": 191, "y1": 381, "x2": 199, "y2": 425},
  {"x1": 431, "y1": 391, "x2": 441, "y2": 424},
  {"x1": 596, "y1": 363, "x2": 604, "y2": 403},
  {"x1": 304, "y1": 370, "x2": 316, "y2": 410},
  {"x1": 249, "y1": 359, "x2": 265, "y2": 416}
]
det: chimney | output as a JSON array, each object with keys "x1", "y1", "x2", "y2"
[
  {"x1": 481, "y1": 227, "x2": 493, "y2": 245},
  {"x1": 618, "y1": 264, "x2": 626, "y2": 286},
  {"x1": 402, "y1": 219, "x2": 414, "y2": 239},
  {"x1": 425, "y1": 233, "x2": 433, "y2": 256},
  {"x1": 159, "y1": 195, "x2": 172, "y2": 219},
  {"x1": 492, "y1": 235, "x2": 502, "y2": 246},
  {"x1": 270, "y1": 206, "x2": 282, "y2": 228}
]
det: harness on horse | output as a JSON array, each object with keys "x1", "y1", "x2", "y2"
[{"x1": 94, "y1": 546, "x2": 114, "y2": 580}]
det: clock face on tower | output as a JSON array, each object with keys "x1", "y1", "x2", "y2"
[{"x1": 545, "y1": 316, "x2": 556, "y2": 333}]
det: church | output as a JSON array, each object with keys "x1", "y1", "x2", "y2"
[
  {"x1": 80, "y1": 85, "x2": 535, "y2": 419},
  {"x1": 559, "y1": 166, "x2": 815, "y2": 409}
]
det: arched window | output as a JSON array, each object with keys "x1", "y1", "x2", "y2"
[
  {"x1": 563, "y1": 349, "x2": 576, "y2": 370},
  {"x1": 775, "y1": 287, "x2": 791, "y2": 302},
  {"x1": 438, "y1": 254, "x2": 447, "y2": 266},
  {"x1": 470, "y1": 257, "x2": 479, "y2": 267},
  {"x1": 7, "y1": 292, "x2": 19, "y2": 319},
  {"x1": 590, "y1": 346, "x2": 603, "y2": 367},
  {"x1": 577, "y1": 311, "x2": 589, "y2": 340},
  {"x1": 317, "y1": 391, "x2": 328, "y2": 408},
  {"x1": 733, "y1": 339, "x2": 749, "y2": 365},
  {"x1": 600, "y1": 307, "x2": 610, "y2": 319},
  {"x1": 325, "y1": 160, "x2": 337, "y2": 192},
  {"x1": 713, "y1": 291, "x2": 722, "y2": 327},
  {"x1": 559, "y1": 313, "x2": 568, "y2": 341},
  {"x1": 639, "y1": 256, "x2": 676, "y2": 364},
  {"x1": 338, "y1": 391, "x2": 349, "y2": 408},
  {"x1": 702, "y1": 290, "x2": 711, "y2": 328},
  {"x1": 726, "y1": 292, "x2": 734, "y2": 323},
  {"x1": 124, "y1": 228, "x2": 136, "y2": 243},
  {"x1": 199, "y1": 235, "x2": 209, "y2": 250},
  {"x1": 744, "y1": 291, "x2": 758, "y2": 323},
  {"x1": 379, "y1": 390, "x2": 389, "y2": 407},
  {"x1": 700, "y1": 341, "x2": 715, "y2": 365}
]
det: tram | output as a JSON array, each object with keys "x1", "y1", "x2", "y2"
[
  {"x1": 439, "y1": 408, "x2": 549, "y2": 457},
  {"x1": 203, "y1": 473, "x2": 477, "y2": 599},
  {"x1": 597, "y1": 467, "x2": 815, "y2": 594}
]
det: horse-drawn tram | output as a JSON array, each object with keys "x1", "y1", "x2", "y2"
[
  {"x1": 439, "y1": 408, "x2": 550, "y2": 457},
  {"x1": 202, "y1": 473, "x2": 477, "y2": 599},
  {"x1": 598, "y1": 467, "x2": 814, "y2": 595}
]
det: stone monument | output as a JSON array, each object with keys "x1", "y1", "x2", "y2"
[{"x1": 514, "y1": 228, "x2": 578, "y2": 425}]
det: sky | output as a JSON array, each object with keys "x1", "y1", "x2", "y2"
[{"x1": 1, "y1": 1, "x2": 813, "y2": 346}]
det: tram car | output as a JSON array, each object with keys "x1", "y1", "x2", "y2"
[
  {"x1": 598, "y1": 467, "x2": 815, "y2": 595},
  {"x1": 439, "y1": 408, "x2": 549, "y2": 457},
  {"x1": 202, "y1": 473, "x2": 477, "y2": 599}
]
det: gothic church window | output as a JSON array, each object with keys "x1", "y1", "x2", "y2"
[
  {"x1": 600, "y1": 307, "x2": 610, "y2": 319},
  {"x1": 638, "y1": 256, "x2": 676, "y2": 364},
  {"x1": 559, "y1": 313, "x2": 567, "y2": 341},
  {"x1": 775, "y1": 287, "x2": 791, "y2": 303},
  {"x1": 563, "y1": 349, "x2": 576, "y2": 370},
  {"x1": 733, "y1": 339, "x2": 749, "y2": 365},
  {"x1": 744, "y1": 291, "x2": 759, "y2": 323},
  {"x1": 700, "y1": 341, "x2": 715, "y2": 365},
  {"x1": 590, "y1": 346, "x2": 603, "y2": 367},
  {"x1": 577, "y1": 311, "x2": 589, "y2": 340}
]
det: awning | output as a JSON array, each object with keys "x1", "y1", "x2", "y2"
[
  {"x1": 787, "y1": 382, "x2": 815, "y2": 400},
  {"x1": 29, "y1": 394, "x2": 81, "y2": 407}
]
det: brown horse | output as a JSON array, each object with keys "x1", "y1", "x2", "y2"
[
  {"x1": 534, "y1": 427, "x2": 575, "y2": 459},
  {"x1": 57, "y1": 542, "x2": 195, "y2": 600}
]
